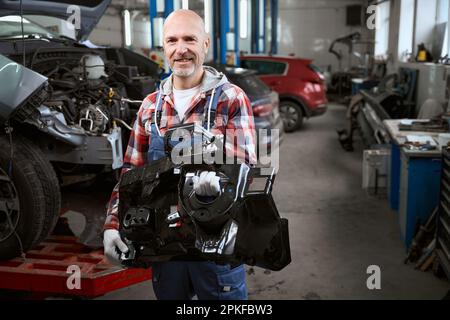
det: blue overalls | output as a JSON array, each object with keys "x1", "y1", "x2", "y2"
[{"x1": 149, "y1": 85, "x2": 248, "y2": 300}]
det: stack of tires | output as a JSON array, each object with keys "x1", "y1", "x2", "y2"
[{"x1": 0, "y1": 135, "x2": 60, "y2": 260}]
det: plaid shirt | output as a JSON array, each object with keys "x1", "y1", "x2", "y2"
[{"x1": 104, "y1": 81, "x2": 257, "y2": 230}]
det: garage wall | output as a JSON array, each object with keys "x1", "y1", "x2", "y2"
[
  {"x1": 131, "y1": 18, "x2": 152, "y2": 51},
  {"x1": 89, "y1": 8, "x2": 123, "y2": 47},
  {"x1": 278, "y1": 0, "x2": 374, "y2": 72},
  {"x1": 88, "y1": 8, "x2": 151, "y2": 56}
]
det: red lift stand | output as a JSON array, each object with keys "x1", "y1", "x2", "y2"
[{"x1": 0, "y1": 236, "x2": 151, "y2": 299}]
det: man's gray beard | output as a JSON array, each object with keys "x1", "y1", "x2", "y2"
[{"x1": 172, "y1": 66, "x2": 196, "y2": 77}]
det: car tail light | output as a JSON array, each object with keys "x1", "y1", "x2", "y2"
[{"x1": 252, "y1": 103, "x2": 274, "y2": 117}]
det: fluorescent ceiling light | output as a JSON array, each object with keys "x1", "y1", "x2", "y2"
[
  {"x1": 204, "y1": 0, "x2": 211, "y2": 34},
  {"x1": 124, "y1": 9, "x2": 131, "y2": 47},
  {"x1": 239, "y1": 0, "x2": 248, "y2": 39}
]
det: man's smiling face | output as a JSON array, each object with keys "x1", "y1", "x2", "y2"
[{"x1": 163, "y1": 10, "x2": 210, "y2": 78}]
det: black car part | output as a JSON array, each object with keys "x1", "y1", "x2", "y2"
[{"x1": 118, "y1": 157, "x2": 291, "y2": 271}]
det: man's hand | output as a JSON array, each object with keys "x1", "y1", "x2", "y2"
[
  {"x1": 192, "y1": 171, "x2": 221, "y2": 196},
  {"x1": 103, "y1": 229, "x2": 129, "y2": 266}
]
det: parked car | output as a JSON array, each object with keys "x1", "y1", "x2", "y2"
[
  {"x1": 0, "y1": 0, "x2": 161, "y2": 259},
  {"x1": 207, "y1": 62, "x2": 284, "y2": 156},
  {"x1": 240, "y1": 55, "x2": 328, "y2": 132}
]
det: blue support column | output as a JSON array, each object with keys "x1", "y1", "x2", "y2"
[
  {"x1": 220, "y1": 0, "x2": 230, "y2": 64},
  {"x1": 256, "y1": 0, "x2": 267, "y2": 53},
  {"x1": 255, "y1": 0, "x2": 259, "y2": 53},
  {"x1": 262, "y1": 0, "x2": 267, "y2": 53},
  {"x1": 149, "y1": 0, "x2": 176, "y2": 49},
  {"x1": 149, "y1": 0, "x2": 158, "y2": 48},
  {"x1": 164, "y1": 0, "x2": 174, "y2": 18},
  {"x1": 212, "y1": 0, "x2": 218, "y2": 62},
  {"x1": 234, "y1": 0, "x2": 240, "y2": 66},
  {"x1": 270, "y1": 0, "x2": 278, "y2": 54}
]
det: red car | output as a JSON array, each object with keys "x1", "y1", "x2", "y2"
[{"x1": 240, "y1": 55, "x2": 328, "y2": 132}]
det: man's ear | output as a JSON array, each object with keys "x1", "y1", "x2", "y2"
[{"x1": 204, "y1": 35, "x2": 210, "y2": 54}]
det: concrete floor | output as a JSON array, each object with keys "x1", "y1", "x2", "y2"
[{"x1": 63, "y1": 103, "x2": 450, "y2": 300}]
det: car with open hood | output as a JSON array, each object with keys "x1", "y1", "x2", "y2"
[{"x1": 0, "y1": 0, "x2": 161, "y2": 259}]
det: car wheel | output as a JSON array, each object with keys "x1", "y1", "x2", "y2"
[
  {"x1": 19, "y1": 138, "x2": 61, "y2": 244},
  {"x1": 0, "y1": 135, "x2": 60, "y2": 260},
  {"x1": 0, "y1": 135, "x2": 46, "y2": 260},
  {"x1": 279, "y1": 101, "x2": 304, "y2": 132}
]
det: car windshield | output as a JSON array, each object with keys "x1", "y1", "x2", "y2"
[{"x1": 0, "y1": 15, "x2": 57, "y2": 39}]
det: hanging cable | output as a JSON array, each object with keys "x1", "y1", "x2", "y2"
[
  {"x1": 20, "y1": 0, "x2": 26, "y2": 66},
  {"x1": 154, "y1": 92, "x2": 162, "y2": 137},
  {"x1": 1, "y1": 123, "x2": 25, "y2": 258},
  {"x1": 207, "y1": 87, "x2": 216, "y2": 132}
]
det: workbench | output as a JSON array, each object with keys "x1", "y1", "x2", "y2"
[{"x1": 383, "y1": 119, "x2": 442, "y2": 248}]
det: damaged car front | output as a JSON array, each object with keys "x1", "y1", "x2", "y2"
[{"x1": 0, "y1": 0, "x2": 160, "y2": 259}]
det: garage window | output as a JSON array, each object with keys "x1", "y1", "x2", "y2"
[
  {"x1": 398, "y1": 0, "x2": 415, "y2": 61},
  {"x1": 436, "y1": 0, "x2": 449, "y2": 58},
  {"x1": 374, "y1": 1, "x2": 390, "y2": 57},
  {"x1": 241, "y1": 60, "x2": 287, "y2": 75},
  {"x1": 398, "y1": 0, "x2": 449, "y2": 61}
]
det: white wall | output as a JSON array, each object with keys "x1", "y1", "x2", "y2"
[
  {"x1": 132, "y1": 17, "x2": 151, "y2": 50},
  {"x1": 88, "y1": 8, "x2": 151, "y2": 56},
  {"x1": 278, "y1": 0, "x2": 373, "y2": 72},
  {"x1": 88, "y1": 8, "x2": 123, "y2": 47}
]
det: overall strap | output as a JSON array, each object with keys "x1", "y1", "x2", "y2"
[
  {"x1": 153, "y1": 91, "x2": 164, "y2": 136},
  {"x1": 205, "y1": 84, "x2": 224, "y2": 131}
]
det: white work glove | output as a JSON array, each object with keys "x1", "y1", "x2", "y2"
[
  {"x1": 103, "y1": 229, "x2": 129, "y2": 266},
  {"x1": 192, "y1": 171, "x2": 221, "y2": 196}
]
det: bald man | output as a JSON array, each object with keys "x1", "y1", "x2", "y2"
[{"x1": 103, "y1": 9, "x2": 256, "y2": 300}]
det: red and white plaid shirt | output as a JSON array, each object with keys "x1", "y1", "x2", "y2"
[{"x1": 104, "y1": 80, "x2": 257, "y2": 231}]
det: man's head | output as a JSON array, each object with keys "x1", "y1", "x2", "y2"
[{"x1": 163, "y1": 9, "x2": 210, "y2": 79}]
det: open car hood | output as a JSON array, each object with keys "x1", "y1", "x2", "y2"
[{"x1": 0, "y1": 0, "x2": 111, "y2": 40}]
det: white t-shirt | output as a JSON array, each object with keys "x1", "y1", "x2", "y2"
[{"x1": 173, "y1": 85, "x2": 201, "y2": 120}]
